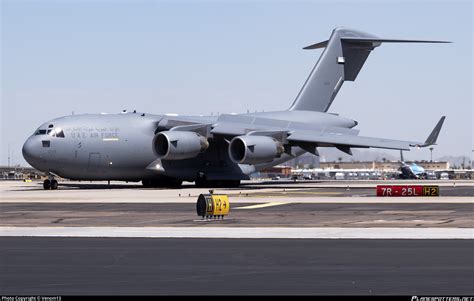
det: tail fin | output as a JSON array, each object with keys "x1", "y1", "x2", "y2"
[{"x1": 289, "y1": 27, "x2": 450, "y2": 112}]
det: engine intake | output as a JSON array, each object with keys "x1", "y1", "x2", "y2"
[
  {"x1": 229, "y1": 135, "x2": 284, "y2": 164},
  {"x1": 153, "y1": 131, "x2": 209, "y2": 160}
]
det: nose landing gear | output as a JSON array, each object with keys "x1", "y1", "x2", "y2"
[{"x1": 43, "y1": 176, "x2": 58, "y2": 190}]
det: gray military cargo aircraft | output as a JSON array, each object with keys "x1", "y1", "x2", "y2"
[{"x1": 22, "y1": 28, "x2": 448, "y2": 189}]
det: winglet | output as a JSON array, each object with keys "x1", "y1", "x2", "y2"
[
  {"x1": 410, "y1": 116, "x2": 446, "y2": 147},
  {"x1": 424, "y1": 116, "x2": 446, "y2": 146}
]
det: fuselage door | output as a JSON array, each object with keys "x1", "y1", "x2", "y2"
[{"x1": 88, "y1": 153, "x2": 101, "y2": 172}]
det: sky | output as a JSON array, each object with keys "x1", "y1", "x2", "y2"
[{"x1": 1, "y1": 0, "x2": 472, "y2": 166}]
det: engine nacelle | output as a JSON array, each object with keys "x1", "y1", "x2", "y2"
[
  {"x1": 153, "y1": 131, "x2": 209, "y2": 160},
  {"x1": 228, "y1": 135, "x2": 284, "y2": 164}
]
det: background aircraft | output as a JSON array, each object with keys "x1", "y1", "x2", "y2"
[
  {"x1": 399, "y1": 155, "x2": 427, "y2": 179},
  {"x1": 22, "y1": 28, "x2": 448, "y2": 189}
]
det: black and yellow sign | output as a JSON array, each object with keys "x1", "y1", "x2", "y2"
[
  {"x1": 422, "y1": 185, "x2": 439, "y2": 196},
  {"x1": 197, "y1": 193, "x2": 230, "y2": 218}
]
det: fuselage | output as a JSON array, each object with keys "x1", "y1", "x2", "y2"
[
  {"x1": 23, "y1": 112, "x2": 161, "y2": 181},
  {"x1": 22, "y1": 110, "x2": 357, "y2": 182}
]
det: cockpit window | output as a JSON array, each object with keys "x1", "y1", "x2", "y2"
[
  {"x1": 48, "y1": 128, "x2": 65, "y2": 138},
  {"x1": 35, "y1": 129, "x2": 47, "y2": 135},
  {"x1": 34, "y1": 126, "x2": 65, "y2": 138},
  {"x1": 56, "y1": 130, "x2": 65, "y2": 138}
]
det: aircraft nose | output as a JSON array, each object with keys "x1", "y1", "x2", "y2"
[{"x1": 22, "y1": 136, "x2": 41, "y2": 166}]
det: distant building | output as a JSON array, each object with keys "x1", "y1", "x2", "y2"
[
  {"x1": 259, "y1": 166, "x2": 293, "y2": 178},
  {"x1": 320, "y1": 161, "x2": 378, "y2": 170},
  {"x1": 415, "y1": 161, "x2": 450, "y2": 170},
  {"x1": 0, "y1": 165, "x2": 43, "y2": 180},
  {"x1": 319, "y1": 161, "x2": 450, "y2": 171}
]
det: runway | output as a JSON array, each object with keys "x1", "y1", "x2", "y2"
[
  {"x1": 1, "y1": 203, "x2": 472, "y2": 228},
  {"x1": 1, "y1": 180, "x2": 472, "y2": 295},
  {"x1": 1, "y1": 237, "x2": 472, "y2": 295}
]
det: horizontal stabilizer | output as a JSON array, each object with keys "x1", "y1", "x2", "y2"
[
  {"x1": 303, "y1": 40, "x2": 329, "y2": 50},
  {"x1": 304, "y1": 38, "x2": 451, "y2": 50},
  {"x1": 340, "y1": 37, "x2": 451, "y2": 44}
]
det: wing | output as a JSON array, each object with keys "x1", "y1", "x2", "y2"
[
  {"x1": 155, "y1": 114, "x2": 445, "y2": 155},
  {"x1": 287, "y1": 131, "x2": 415, "y2": 154},
  {"x1": 287, "y1": 116, "x2": 446, "y2": 154}
]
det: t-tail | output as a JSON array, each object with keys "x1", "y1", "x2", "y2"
[{"x1": 288, "y1": 27, "x2": 450, "y2": 112}]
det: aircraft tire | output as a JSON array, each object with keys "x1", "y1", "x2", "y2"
[
  {"x1": 143, "y1": 178, "x2": 182, "y2": 189},
  {"x1": 195, "y1": 177, "x2": 209, "y2": 188},
  {"x1": 195, "y1": 179, "x2": 240, "y2": 188},
  {"x1": 50, "y1": 180, "x2": 58, "y2": 190},
  {"x1": 43, "y1": 179, "x2": 51, "y2": 190},
  {"x1": 164, "y1": 179, "x2": 183, "y2": 188},
  {"x1": 222, "y1": 180, "x2": 240, "y2": 188},
  {"x1": 142, "y1": 179, "x2": 153, "y2": 188}
]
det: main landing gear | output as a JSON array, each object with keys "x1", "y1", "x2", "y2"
[
  {"x1": 43, "y1": 176, "x2": 58, "y2": 190},
  {"x1": 142, "y1": 177, "x2": 183, "y2": 188},
  {"x1": 195, "y1": 177, "x2": 241, "y2": 188}
]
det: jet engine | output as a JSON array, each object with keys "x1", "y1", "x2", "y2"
[
  {"x1": 153, "y1": 131, "x2": 209, "y2": 160},
  {"x1": 228, "y1": 135, "x2": 284, "y2": 164}
]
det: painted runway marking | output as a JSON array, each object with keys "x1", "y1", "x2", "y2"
[
  {"x1": 234, "y1": 202, "x2": 290, "y2": 210},
  {"x1": 379, "y1": 210, "x2": 456, "y2": 215},
  {"x1": 231, "y1": 191, "x2": 344, "y2": 198},
  {"x1": 0, "y1": 227, "x2": 472, "y2": 239},
  {"x1": 353, "y1": 219, "x2": 445, "y2": 225}
]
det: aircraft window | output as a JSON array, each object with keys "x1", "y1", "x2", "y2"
[
  {"x1": 48, "y1": 124, "x2": 54, "y2": 128},
  {"x1": 35, "y1": 130, "x2": 47, "y2": 135},
  {"x1": 56, "y1": 130, "x2": 65, "y2": 138},
  {"x1": 42, "y1": 140, "x2": 50, "y2": 148},
  {"x1": 48, "y1": 128, "x2": 65, "y2": 138}
]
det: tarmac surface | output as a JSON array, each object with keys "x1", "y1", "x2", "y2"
[
  {"x1": 1, "y1": 180, "x2": 472, "y2": 228},
  {"x1": 1, "y1": 202, "x2": 472, "y2": 228},
  {"x1": 1, "y1": 237, "x2": 473, "y2": 295},
  {"x1": 1, "y1": 179, "x2": 473, "y2": 295}
]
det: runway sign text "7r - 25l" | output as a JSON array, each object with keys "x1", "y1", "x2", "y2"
[{"x1": 376, "y1": 185, "x2": 439, "y2": 197}]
